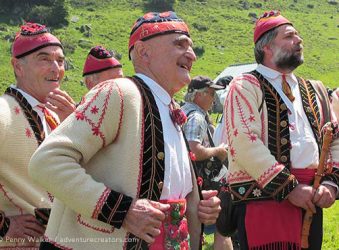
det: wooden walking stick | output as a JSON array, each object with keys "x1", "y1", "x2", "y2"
[{"x1": 301, "y1": 122, "x2": 333, "y2": 249}]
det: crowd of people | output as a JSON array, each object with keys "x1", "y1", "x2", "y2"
[{"x1": 0, "y1": 9, "x2": 338, "y2": 250}]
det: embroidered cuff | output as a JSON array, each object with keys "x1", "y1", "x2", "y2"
[
  {"x1": 0, "y1": 211, "x2": 10, "y2": 237},
  {"x1": 94, "y1": 189, "x2": 133, "y2": 229},
  {"x1": 262, "y1": 168, "x2": 298, "y2": 201}
]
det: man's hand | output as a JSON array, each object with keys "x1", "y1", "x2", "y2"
[
  {"x1": 313, "y1": 184, "x2": 336, "y2": 208},
  {"x1": 46, "y1": 89, "x2": 76, "y2": 122},
  {"x1": 6, "y1": 214, "x2": 45, "y2": 243},
  {"x1": 198, "y1": 190, "x2": 221, "y2": 225},
  {"x1": 122, "y1": 199, "x2": 170, "y2": 244},
  {"x1": 287, "y1": 184, "x2": 316, "y2": 213},
  {"x1": 215, "y1": 145, "x2": 228, "y2": 162}
]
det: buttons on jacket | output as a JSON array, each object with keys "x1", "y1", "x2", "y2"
[
  {"x1": 280, "y1": 120, "x2": 287, "y2": 127},
  {"x1": 280, "y1": 156, "x2": 288, "y2": 163},
  {"x1": 280, "y1": 104, "x2": 287, "y2": 111},
  {"x1": 281, "y1": 138, "x2": 288, "y2": 145},
  {"x1": 158, "y1": 181, "x2": 163, "y2": 191},
  {"x1": 157, "y1": 152, "x2": 165, "y2": 160}
]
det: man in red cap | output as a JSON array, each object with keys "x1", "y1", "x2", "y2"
[
  {"x1": 0, "y1": 23, "x2": 76, "y2": 248},
  {"x1": 82, "y1": 45, "x2": 123, "y2": 90},
  {"x1": 223, "y1": 10, "x2": 339, "y2": 250},
  {"x1": 30, "y1": 11, "x2": 221, "y2": 250}
]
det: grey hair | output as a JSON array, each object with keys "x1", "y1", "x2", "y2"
[
  {"x1": 254, "y1": 27, "x2": 279, "y2": 63},
  {"x1": 184, "y1": 87, "x2": 209, "y2": 103}
]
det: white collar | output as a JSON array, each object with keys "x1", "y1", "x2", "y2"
[
  {"x1": 256, "y1": 64, "x2": 298, "y2": 85},
  {"x1": 135, "y1": 73, "x2": 172, "y2": 106},
  {"x1": 10, "y1": 84, "x2": 42, "y2": 108}
]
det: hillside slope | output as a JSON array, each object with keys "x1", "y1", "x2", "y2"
[{"x1": 0, "y1": 0, "x2": 338, "y2": 100}]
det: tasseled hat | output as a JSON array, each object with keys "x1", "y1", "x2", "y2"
[
  {"x1": 12, "y1": 22, "x2": 63, "y2": 58},
  {"x1": 254, "y1": 10, "x2": 292, "y2": 44},
  {"x1": 128, "y1": 11, "x2": 190, "y2": 59},
  {"x1": 82, "y1": 46, "x2": 122, "y2": 76}
]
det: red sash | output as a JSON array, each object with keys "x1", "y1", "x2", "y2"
[
  {"x1": 245, "y1": 169, "x2": 315, "y2": 250},
  {"x1": 149, "y1": 199, "x2": 190, "y2": 250}
]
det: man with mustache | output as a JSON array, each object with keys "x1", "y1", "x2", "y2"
[
  {"x1": 0, "y1": 22, "x2": 75, "y2": 248},
  {"x1": 29, "y1": 11, "x2": 221, "y2": 250},
  {"x1": 223, "y1": 11, "x2": 339, "y2": 249}
]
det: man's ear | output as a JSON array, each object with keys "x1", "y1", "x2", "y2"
[
  {"x1": 134, "y1": 41, "x2": 151, "y2": 62},
  {"x1": 11, "y1": 57, "x2": 24, "y2": 77},
  {"x1": 263, "y1": 43, "x2": 273, "y2": 57}
]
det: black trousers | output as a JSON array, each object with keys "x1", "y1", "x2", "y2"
[{"x1": 235, "y1": 204, "x2": 323, "y2": 250}]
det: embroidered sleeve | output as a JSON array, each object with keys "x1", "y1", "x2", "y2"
[
  {"x1": 261, "y1": 168, "x2": 298, "y2": 201},
  {"x1": 225, "y1": 75, "x2": 297, "y2": 198},
  {"x1": 92, "y1": 188, "x2": 133, "y2": 228},
  {"x1": 0, "y1": 211, "x2": 10, "y2": 237},
  {"x1": 29, "y1": 80, "x2": 129, "y2": 226}
]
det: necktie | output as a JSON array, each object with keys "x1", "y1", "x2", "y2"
[
  {"x1": 38, "y1": 105, "x2": 59, "y2": 131},
  {"x1": 282, "y1": 74, "x2": 295, "y2": 102}
]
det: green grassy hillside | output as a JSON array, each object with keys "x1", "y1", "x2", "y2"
[
  {"x1": 0, "y1": 0, "x2": 338, "y2": 101},
  {"x1": 0, "y1": 1, "x2": 338, "y2": 249}
]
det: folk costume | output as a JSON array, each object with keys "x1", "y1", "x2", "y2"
[
  {"x1": 0, "y1": 23, "x2": 62, "y2": 249},
  {"x1": 224, "y1": 11, "x2": 339, "y2": 250},
  {"x1": 29, "y1": 12, "x2": 203, "y2": 250}
]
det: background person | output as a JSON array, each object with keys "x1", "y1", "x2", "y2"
[
  {"x1": 82, "y1": 45, "x2": 123, "y2": 90},
  {"x1": 182, "y1": 75, "x2": 232, "y2": 250}
]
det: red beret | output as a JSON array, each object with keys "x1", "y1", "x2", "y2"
[
  {"x1": 83, "y1": 46, "x2": 122, "y2": 76},
  {"x1": 254, "y1": 11, "x2": 292, "y2": 44},
  {"x1": 128, "y1": 11, "x2": 189, "y2": 58},
  {"x1": 12, "y1": 22, "x2": 62, "y2": 58}
]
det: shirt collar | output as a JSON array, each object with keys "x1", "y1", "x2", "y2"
[
  {"x1": 10, "y1": 84, "x2": 41, "y2": 108},
  {"x1": 184, "y1": 102, "x2": 207, "y2": 116},
  {"x1": 135, "y1": 73, "x2": 172, "y2": 106},
  {"x1": 256, "y1": 64, "x2": 298, "y2": 85}
]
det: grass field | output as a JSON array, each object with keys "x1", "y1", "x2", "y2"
[
  {"x1": 0, "y1": 1, "x2": 337, "y2": 248},
  {"x1": 203, "y1": 202, "x2": 339, "y2": 250}
]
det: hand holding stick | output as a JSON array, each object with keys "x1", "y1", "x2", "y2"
[{"x1": 301, "y1": 122, "x2": 333, "y2": 249}]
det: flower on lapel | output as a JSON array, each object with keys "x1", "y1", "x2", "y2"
[{"x1": 170, "y1": 108, "x2": 187, "y2": 126}]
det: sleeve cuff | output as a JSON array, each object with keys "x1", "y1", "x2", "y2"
[
  {"x1": 0, "y1": 212, "x2": 10, "y2": 237},
  {"x1": 262, "y1": 168, "x2": 298, "y2": 201},
  {"x1": 92, "y1": 188, "x2": 133, "y2": 229}
]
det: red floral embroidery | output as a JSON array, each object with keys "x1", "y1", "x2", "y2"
[
  {"x1": 92, "y1": 127, "x2": 100, "y2": 136},
  {"x1": 25, "y1": 128, "x2": 32, "y2": 138},
  {"x1": 233, "y1": 129, "x2": 238, "y2": 137},
  {"x1": 14, "y1": 106, "x2": 20, "y2": 114},
  {"x1": 91, "y1": 105, "x2": 99, "y2": 114},
  {"x1": 249, "y1": 133, "x2": 257, "y2": 142},
  {"x1": 75, "y1": 111, "x2": 85, "y2": 120},
  {"x1": 249, "y1": 114, "x2": 255, "y2": 122}
]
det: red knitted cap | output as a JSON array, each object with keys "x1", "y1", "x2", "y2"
[
  {"x1": 254, "y1": 10, "x2": 292, "y2": 43},
  {"x1": 12, "y1": 22, "x2": 62, "y2": 58},
  {"x1": 83, "y1": 46, "x2": 122, "y2": 76},
  {"x1": 128, "y1": 11, "x2": 189, "y2": 58}
]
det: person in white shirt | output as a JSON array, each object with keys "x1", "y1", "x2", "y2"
[
  {"x1": 223, "y1": 10, "x2": 339, "y2": 250},
  {"x1": 0, "y1": 22, "x2": 75, "y2": 248},
  {"x1": 29, "y1": 11, "x2": 221, "y2": 250}
]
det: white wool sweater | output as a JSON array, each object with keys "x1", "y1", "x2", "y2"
[{"x1": 0, "y1": 93, "x2": 51, "y2": 249}]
